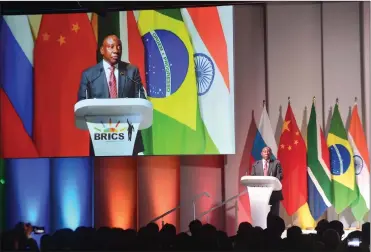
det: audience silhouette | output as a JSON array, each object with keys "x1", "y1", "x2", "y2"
[{"x1": 0, "y1": 216, "x2": 369, "y2": 251}]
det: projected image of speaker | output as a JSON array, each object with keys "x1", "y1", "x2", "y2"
[{"x1": 0, "y1": 6, "x2": 235, "y2": 158}]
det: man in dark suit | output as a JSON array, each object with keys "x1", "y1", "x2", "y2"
[
  {"x1": 251, "y1": 146, "x2": 283, "y2": 216},
  {"x1": 77, "y1": 34, "x2": 146, "y2": 156}
]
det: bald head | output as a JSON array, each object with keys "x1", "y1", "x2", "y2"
[
  {"x1": 100, "y1": 35, "x2": 122, "y2": 65},
  {"x1": 261, "y1": 146, "x2": 272, "y2": 160}
]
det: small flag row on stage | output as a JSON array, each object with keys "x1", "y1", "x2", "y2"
[{"x1": 249, "y1": 97, "x2": 370, "y2": 225}]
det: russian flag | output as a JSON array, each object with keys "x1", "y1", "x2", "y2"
[
  {"x1": 250, "y1": 105, "x2": 277, "y2": 173},
  {"x1": 0, "y1": 15, "x2": 38, "y2": 158},
  {"x1": 237, "y1": 105, "x2": 277, "y2": 224},
  {"x1": 0, "y1": 15, "x2": 52, "y2": 238}
]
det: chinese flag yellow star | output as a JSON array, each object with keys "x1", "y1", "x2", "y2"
[
  {"x1": 280, "y1": 144, "x2": 285, "y2": 149},
  {"x1": 57, "y1": 35, "x2": 66, "y2": 46},
  {"x1": 42, "y1": 33, "x2": 50, "y2": 41},
  {"x1": 277, "y1": 103, "x2": 308, "y2": 216},
  {"x1": 72, "y1": 23, "x2": 80, "y2": 33},
  {"x1": 282, "y1": 120, "x2": 291, "y2": 133}
]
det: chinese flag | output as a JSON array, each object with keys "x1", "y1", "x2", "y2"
[
  {"x1": 277, "y1": 103, "x2": 308, "y2": 215},
  {"x1": 33, "y1": 14, "x2": 96, "y2": 157}
]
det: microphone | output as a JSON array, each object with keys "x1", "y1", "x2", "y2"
[
  {"x1": 121, "y1": 71, "x2": 145, "y2": 99},
  {"x1": 86, "y1": 68, "x2": 103, "y2": 99}
]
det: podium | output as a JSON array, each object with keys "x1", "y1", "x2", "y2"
[
  {"x1": 240, "y1": 176, "x2": 282, "y2": 229},
  {"x1": 74, "y1": 98, "x2": 153, "y2": 156}
]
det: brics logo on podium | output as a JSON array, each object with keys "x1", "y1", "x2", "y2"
[{"x1": 93, "y1": 119, "x2": 126, "y2": 141}]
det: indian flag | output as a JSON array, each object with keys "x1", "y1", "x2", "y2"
[
  {"x1": 348, "y1": 104, "x2": 370, "y2": 220},
  {"x1": 181, "y1": 6, "x2": 235, "y2": 154}
]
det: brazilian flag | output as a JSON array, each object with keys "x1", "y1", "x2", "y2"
[
  {"x1": 137, "y1": 9, "x2": 218, "y2": 155},
  {"x1": 327, "y1": 103, "x2": 357, "y2": 213}
]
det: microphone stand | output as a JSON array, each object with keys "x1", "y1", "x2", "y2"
[
  {"x1": 86, "y1": 68, "x2": 103, "y2": 99},
  {"x1": 122, "y1": 73, "x2": 145, "y2": 99}
]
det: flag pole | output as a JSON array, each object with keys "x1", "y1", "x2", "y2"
[
  {"x1": 313, "y1": 96, "x2": 316, "y2": 104},
  {"x1": 335, "y1": 99, "x2": 340, "y2": 221},
  {"x1": 288, "y1": 95, "x2": 294, "y2": 226}
]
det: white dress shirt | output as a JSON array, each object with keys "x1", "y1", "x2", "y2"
[{"x1": 103, "y1": 60, "x2": 119, "y2": 93}]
